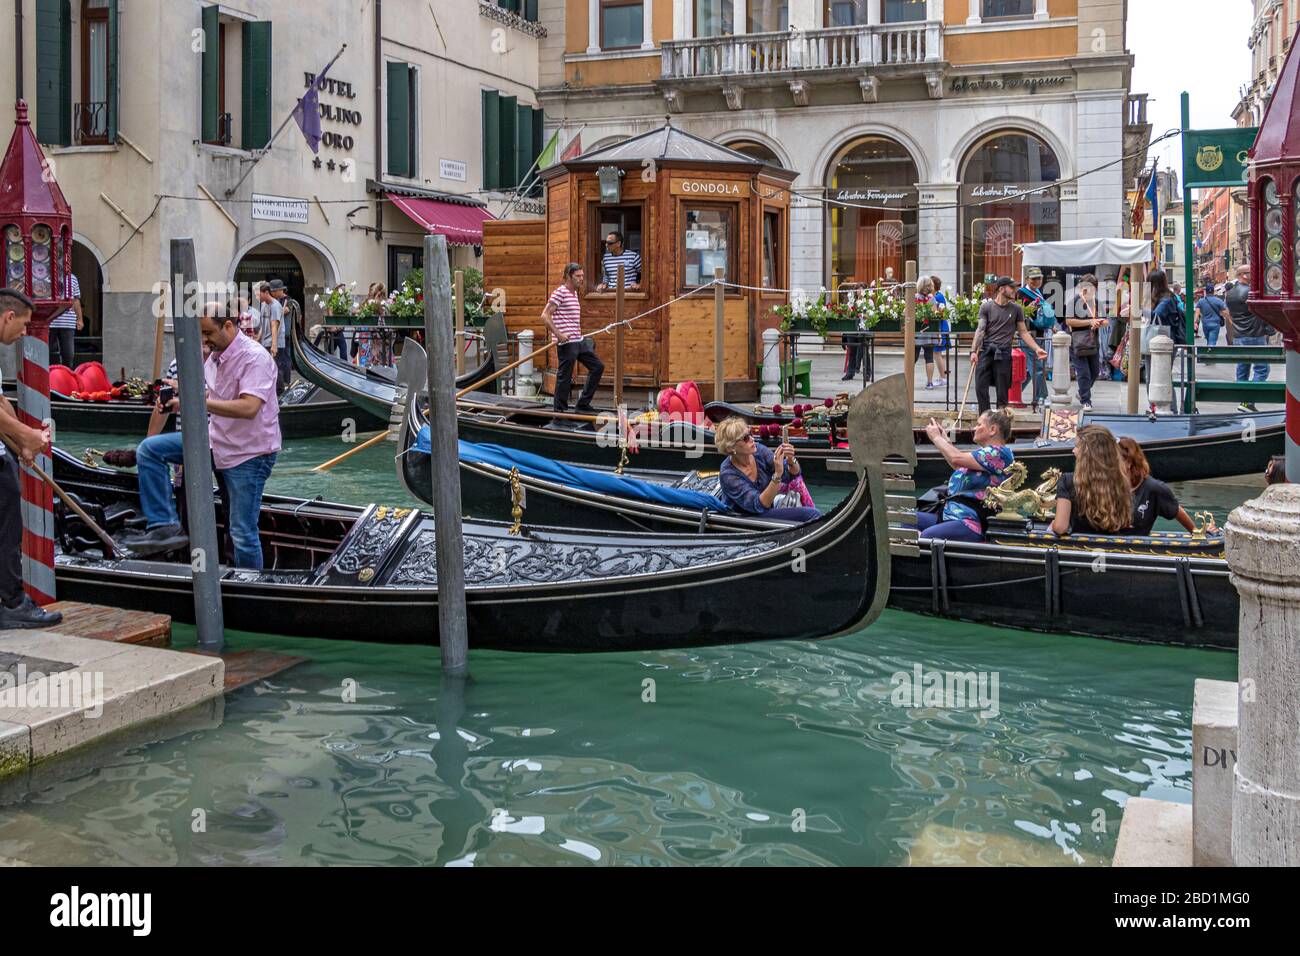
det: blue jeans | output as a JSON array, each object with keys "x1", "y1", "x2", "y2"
[
  {"x1": 218, "y1": 452, "x2": 277, "y2": 570},
  {"x1": 1235, "y1": 336, "x2": 1270, "y2": 382},
  {"x1": 1019, "y1": 344, "x2": 1046, "y2": 403},
  {"x1": 136, "y1": 431, "x2": 186, "y2": 529},
  {"x1": 916, "y1": 511, "x2": 984, "y2": 542},
  {"x1": 1202, "y1": 317, "x2": 1222, "y2": 347}
]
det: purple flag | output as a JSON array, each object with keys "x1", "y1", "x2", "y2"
[{"x1": 293, "y1": 79, "x2": 323, "y2": 154}]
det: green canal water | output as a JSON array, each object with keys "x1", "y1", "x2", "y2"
[{"x1": 0, "y1": 430, "x2": 1251, "y2": 866}]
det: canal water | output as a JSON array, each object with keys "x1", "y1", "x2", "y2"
[{"x1": 0, "y1": 430, "x2": 1250, "y2": 866}]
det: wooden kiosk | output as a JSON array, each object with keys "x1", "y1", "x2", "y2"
[{"x1": 482, "y1": 123, "x2": 796, "y2": 402}]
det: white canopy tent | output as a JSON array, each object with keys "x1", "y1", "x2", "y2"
[
  {"x1": 1017, "y1": 237, "x2": 1155, "y2": 413},
  {"x1": 1019, "y1": 238, "x2": 1154, "y2": 268}
]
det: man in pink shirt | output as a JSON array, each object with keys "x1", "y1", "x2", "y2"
[{"x1": 125, "y1": 301, "x2": 281, "y2": 569}]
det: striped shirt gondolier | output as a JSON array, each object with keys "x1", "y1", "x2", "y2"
[
  {"x1": 50, "y1": 273, "x2": 80, "y2": 329},
  {"x1": 601, "y1": 249, "x2": 641, "y2": 287},
  {"x1": 548, "y1": 285, "x2": 582, "y2": 341}
]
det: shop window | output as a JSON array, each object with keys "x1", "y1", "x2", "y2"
[
  {"x1": 35, "y1": 0, "x2": 120, "y2": 147},
  {"x1": 589, "y1": 205, "x2": 645, "y2": 290},
  {"x1": 825, "y1": 136, "x2": 919, "y2": 289},
  {"x1": 960, "y1": 131, "x2": 1060, "y2": 291},
  {"x1": 883, "y1": 0, "x2": 927, "y2": 22},
  {"x1": 762, "y1": 209, "x2": 782, "y2": 291},
  {"x1": 481, "y1": 90, "x2": 544, "y2": 195},
  {"x1": 601, "y1": 0, "x2": 643, "y2": 48},
  {"x1": 200, "y1": 6, "x2": 271, "y2": 150},
  {"x1": 825, "y1": 0, "x2": 867, "y2": 26},
  {"x1": 388, "y1": 246, "x2": 424, "y2": 294},
  {"x1": 681, "y1": 204, "x2": 736, "y2": 289},
  {"x1": 982, "y1": 0, "x2": 1034, "y2": 19},
  {"x1": 387, "y1": 62, "x2": 420, "y2": 178}
]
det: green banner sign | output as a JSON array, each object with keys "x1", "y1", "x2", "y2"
[{"x1": 1182, "y1": 127, "x2": 1258, "y2": 187}]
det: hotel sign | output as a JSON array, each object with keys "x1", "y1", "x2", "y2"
[
  {"x1": 949, "y1": 74, "x2": 1072, "y2": 95},
  {"x1": 671, "y1": 179, "x2": 750, "y2": 197}
]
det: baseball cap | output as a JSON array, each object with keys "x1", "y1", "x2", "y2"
[
  {"x1": 993, "y1": 276, "x2": 1016, "y2": 290},
  {"x1": 1025, "y1": 268, "x2": 1044, "y2": 279}
]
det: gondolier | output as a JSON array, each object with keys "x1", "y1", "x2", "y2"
[
  {"x1": 970, "y1": 277, "x2": 1047, "y2": 413},
  {"x1": 542, "y1": 263, "x2": 604, "y2": 413}
]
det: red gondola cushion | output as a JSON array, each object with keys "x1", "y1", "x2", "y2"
[
  {"x1": 75, "y1": 362, "x2": 112, "y2": 394},
  {"x1": 676, "y1": 381, "x2": 703, "y2": 414},
  {"x1": 49, "y1": 365, "x2": 79, "y2": 396}
]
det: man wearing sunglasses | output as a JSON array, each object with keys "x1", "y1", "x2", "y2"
[{"x1": 595, "y1": 231, "x2": 641, "y2": 292}]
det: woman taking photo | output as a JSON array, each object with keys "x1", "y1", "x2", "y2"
[
  {"x1": 913, "y1": 277, "x2": 945, "y2": 390},
  {"x1": 714, "y1": 418, "x2": 821, "y2": 522},
  {"x1": 918, "y1": 408, "x2": 1017, "y2": 541},
  {"x1": 1051, "y1": 425, "x2": 1132, "y2": 535},
  {"x1": 1116, "y1": 437, "x2": 1196, "y2": 534},
  {"x1": 1065, "y1": 274, "x2": 1106, "y2": 410}
]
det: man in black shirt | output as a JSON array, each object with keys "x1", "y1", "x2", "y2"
[{"x1": 970, "y1": 277, "x2": 1047, "y2": 413}]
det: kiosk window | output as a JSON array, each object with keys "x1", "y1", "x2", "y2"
[
  {"x1": 762, "y1": 210, "x2": 781, "y2": 290},
  {"x1": 681, "y1": 205, "x2": 735, "y2": 288},
  {"x1": 590, "y1": 205, "x2": 644, "y2": 288}
]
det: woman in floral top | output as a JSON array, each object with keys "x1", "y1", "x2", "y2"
[{"x1": 917, "y1": 408, "x2": 1016, "y2": 542}]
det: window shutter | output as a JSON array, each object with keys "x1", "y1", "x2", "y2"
[
  {"x1": 200, "y1": 4, "x2": 220, "y2": 144},
  {"x1": 241, "y1": 21, "x2": 273, "y2": 150},
  {"x1": 387, "y1": 61, "x2": 411, "y2": 178},
  {"x1": 107, "y1": 0, "x2": 120, "y2": 143},
  {"x1": 498, "y1": 94, "x2": 517, "y2": 189},
  {"x1": 481, "y1": 90, "x2": 500, "y2": 190},
  {"x1": 530, "y1": 108, "x2": 544, "y2": 197},
  {"x1": 514, "y1": 103, "x2": 533, "y2": 191},
  {"x1": 407, "y1": 66, "x2": 420, "y2": 177},
  {"x1": 35, "y1": 0, "x2": 71, "y2": 146},
  {"x1": 524, "y1": 0, "x2": 539, "y2": 20}
]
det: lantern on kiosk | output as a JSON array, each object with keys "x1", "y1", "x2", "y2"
[
  {"x1": 0, "y1": 101, "x2": 74, "y2": 604},
  {"x1": 1247, "y1": 35, "x2": 1300, "y2": 481}
]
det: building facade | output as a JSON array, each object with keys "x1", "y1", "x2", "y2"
[
  {"x1": 0, "y1": 0, "x2": 546, "y2": 376},
  {"x1": 538, "y1": 0, "x2": 1148, "y2": 297}
]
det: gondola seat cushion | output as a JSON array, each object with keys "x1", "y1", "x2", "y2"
[
  {"x1": 676, "y1": 381, "x2": 704, "y2": 414},
  {"x1": 50, "y1": 364, "x2": 79, "y2": 396},
  {"x1": 75, "y1": 362, "x2": 113, "y2": 394}
]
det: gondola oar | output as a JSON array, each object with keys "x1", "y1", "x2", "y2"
[
  {"x1": 1, "y1": 435, "x2": 119, "y2": 558},
  {"x1": 946, "y1": 364, "x2": 975, "y2": 439},
  {"x1": 312, "y1": 430, "x2": 389, "y2": 472},
  {"x1": 455, "y1": 339, "x2": 557, "y2": 400}
]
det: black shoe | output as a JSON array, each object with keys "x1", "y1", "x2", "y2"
[
  {"x1": 574, "y1": 403, "x2": 595, "y2": 413},
  {"x1": 841, "y1": 372, "x2": 856, "y2": 381},
  {"x1": 0, "y1": 593, "x2": 63, "y2": 629},
  {"x1": 122, "y1": 523, "x2": 189, "y2": 557}
]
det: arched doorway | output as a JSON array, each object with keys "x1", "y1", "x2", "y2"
[
  {"x1": 70, "y1": 238, "x2": 105, "y2": 363},
  {"x1": 960, "y1": 131, "x2": 1061, "y2": 292},
  {"x1": 825, "y1": 136, "x2": 919, "y2": 289},
  {"x1": 230, "y1": 234, "x2": 339, "y2": 331}
]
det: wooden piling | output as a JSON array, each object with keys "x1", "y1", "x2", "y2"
[
  {"x1": 1127, "y1": 263, "x2": 1146, "y2": 414},
  {"x1": 903, "y1": 260, "x2": 917, "y2": 409},
  {"x1": 454, "y1": 269, "x2": 465, "y2": 376},
  {"x1": 614, "y1": 264, "x2": 625, "y2": 408},
  {"x1": 714, "y1": 266, "x2": 725, "y2": 403}
]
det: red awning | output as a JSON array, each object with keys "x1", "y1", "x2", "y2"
[{"x1": 387, "y1": 193, "x2": 494, "y2": 246}]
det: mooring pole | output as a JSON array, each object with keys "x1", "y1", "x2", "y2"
[
  {"x1": 170, "y1": 239, "x2": 224, "y2": 651},
  {"x1": 714, "y1": 266, "x2": 725, "y2": 403},
  {"x1": 453, "y1": 268, "x2": 465, "y2": 376},
  {"x1": 1127, "y1": 263, "x2": 1146, "y2": 414},
  {"x1": 423, "y1": 234, "x2": 468, "y2": 674},
  {"x1": 903, "y1": 260, "x2": 917, "y2": 411},
  {"x1": 614, "y1": 264, "x2": 625, "y2": 409}
]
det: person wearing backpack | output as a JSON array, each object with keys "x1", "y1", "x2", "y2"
[{"x1": 1017, "y1": 268, "x2": 1055, "y2": 408}]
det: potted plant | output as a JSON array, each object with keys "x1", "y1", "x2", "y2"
[{"x1": 316, "y1": 282, "x2": 358, "y2": 325}]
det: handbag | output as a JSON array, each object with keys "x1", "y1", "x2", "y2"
[{"x1": 1070, "y1": 327, "x2": 1099, "y2": 356}]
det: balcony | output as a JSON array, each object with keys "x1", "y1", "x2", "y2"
[
  {"x1": 1123, "y1": 93, "x2": 1153, "y2": 195},
  {"x1": 661, "y1": 21, "x2": 941, "y2": 81},
  {"x1": 74, "y1": 101, "x2": 109, "y2": 145}
]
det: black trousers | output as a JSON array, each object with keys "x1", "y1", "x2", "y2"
[
  {"x1": 50, "y1": 327, "x2": 75, "y2": 369},
  {"x1": 0, "y1": 454, "x2": 23, "y2": 603},
  {"x1": 274, "y1": 348, "x2": 291, "y2": 393},
  {"x1": 554, "y1": 339, "x2": 604, "y2": 411},
  {"x1": 1072, "y1": 351, "x2": 1100, "y2": 404},
  {"x1": 975, "y1": 347, "x2": 1013, "y2": 413}
]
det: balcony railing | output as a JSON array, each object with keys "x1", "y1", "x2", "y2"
[
  {"x1": 74, "y1": 101, "x2": 108, "y2": 144},
  {"x1": 661, "y1": 22, "x2": 940, "y2": 80},
  {"x1": 1126, "y1": 93, "x2": 1149, "y2": 127}
]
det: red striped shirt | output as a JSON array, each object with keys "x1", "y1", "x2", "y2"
[{"x1": 548, "y1": 285, "x2": 582, "y2": 340}]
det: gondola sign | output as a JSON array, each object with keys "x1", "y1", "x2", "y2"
[{"x1": 1183, "y1": 127, "x2": 1257, "y2": 187}]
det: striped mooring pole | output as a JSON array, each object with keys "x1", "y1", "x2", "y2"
[
  {"x1": 17, "y1": 313, "x2": 54, "y2": 604},
  {"x1": 1288, "y1": 347, "x2": 1299, "y2": 482}
]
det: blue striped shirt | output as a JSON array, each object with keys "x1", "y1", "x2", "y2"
[
  {"x1": 601, "y1": 249, "x2": 641, "y2": 287},
  {"x1": 50, "y1": 273, "x2": 80, "y2": 330}
]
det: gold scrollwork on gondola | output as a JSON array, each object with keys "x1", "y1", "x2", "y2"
[
  {"x1": 984, "y1": 462, "x2": 1061, "y2": 520},
  {"x1": 508, "y1": 467, "x2": 523, "y2": 536}
]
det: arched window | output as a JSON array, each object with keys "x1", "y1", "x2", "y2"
[
  {"x1": 725, "y1": 140, "x2": 782, "y2": 166},
  {"x1": 960, "y1": 131, "x2": 1061, "y2": 291},
  {"x1": 825, "y1": 137, "x2": 919, "y2": 289}
]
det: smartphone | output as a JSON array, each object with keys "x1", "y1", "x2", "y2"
[
  {"x1": 781, "y1": 424, "x2": 790, "y2": 444},
  {"x1": 157, "y1": 385, "x2": 176, "y2": 409}
]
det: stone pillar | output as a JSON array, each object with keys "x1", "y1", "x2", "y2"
[
  {"x1": 587, "y1": 0, "x2": 600, "y2": 53},
  {"x1": 760, "y1": 327, "x2": 782, "y2": 405},
  {"x1": 917, "y1": 183, "x2": 958, "y2": 288},
  {"x1": 1148, "y1": 333, "x2": 1174, "y2": 414},
  {"x1": 1049, "y1": 329, "x2": 1072, "y2": 409},
  {"x1": 1225, "y1": 484, "x2": 1300, "y2": 867},
  {"x1": 1192, "y1": 678, "x2": 1238, "y2": 867},
  {"x1": 515, "y1": 328, "x2": 536, "y2": 398},
  {"x1": 642, "y1": 0, "x2": 655, "y2": 49}
]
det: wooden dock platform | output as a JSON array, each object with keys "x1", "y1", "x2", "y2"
[{"x1": 43, "y1": 601, "x2": 171, "y2": 647}]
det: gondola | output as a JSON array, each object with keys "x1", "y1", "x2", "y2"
[
  {"x1": 397, "y1": 372, "x2": 1240, "y2": 649},
  {"x1": 4, "y1": 377, "x2": 388, "y2": 437},
  {"x1": 47, "y1": 375, "x2": 907, "y2": 653},
  {"x1": 290, "y1": 313, "x2": 503, "y2": 421}
]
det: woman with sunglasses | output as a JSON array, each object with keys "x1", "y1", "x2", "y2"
[{"x1": 714, "y1": 417, "x2": 821, "y2": 521}]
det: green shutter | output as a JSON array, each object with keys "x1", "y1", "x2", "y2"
[
  {"x1": 241, "y1": 20, "x2": 273, "y2": 150},
  {"x1": 530, "y1": 108, "x2": 544, "y2": 196},
  {"x1": 498, "y1": 94, "x2": 517, "y2": 189},
  {"x1": 514, "y1": 104, "x2": 533, "y2": 190},
  {"x1": 200, "y1": 5, "x2": 220, "y2": 143},
  {"x1": 407, "y1": 67, "x2": 419, "y2": 177},
  {"x1": 107, "y1": 0, "x2": 119, "y2": 142},
  {"x1": 386, "y1": 61, "x2": 410, "y2": 177},
  {"x1": 524, "y1": 0, "x2": 539, "y2": 21},
  {"x1": 481, "y1": 90, "x2": 500, "y2": 190},
  {"x1": 35, "y1": 0, "x2": 71, "y2": 146}
]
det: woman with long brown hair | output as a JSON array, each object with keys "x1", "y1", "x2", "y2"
[
  {"x1": 1116, "y1": 437, "x2": 1196, "y2": 534},
  {"x1": 1050, "y1": 425, "x2": 1132, "y2": 535}
]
